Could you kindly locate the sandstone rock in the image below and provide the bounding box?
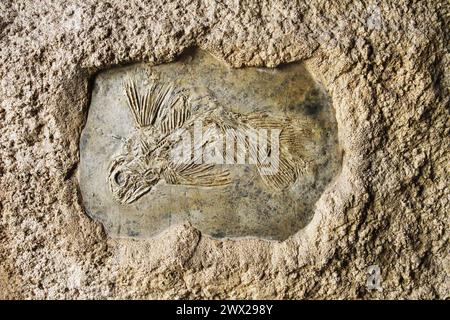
[0,0,448,299]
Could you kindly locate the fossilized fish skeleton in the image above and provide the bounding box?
[108,80,313,204]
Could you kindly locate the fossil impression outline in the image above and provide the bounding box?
[108,80,314,204]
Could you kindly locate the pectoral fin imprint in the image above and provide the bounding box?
[108,80,314,204]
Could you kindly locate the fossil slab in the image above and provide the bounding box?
[79,50,341,240]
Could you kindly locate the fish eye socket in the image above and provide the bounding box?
[114,171,127,186]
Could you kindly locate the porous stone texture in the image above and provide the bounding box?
[0,0,448,299]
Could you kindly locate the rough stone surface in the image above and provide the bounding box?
[0,0,448,299]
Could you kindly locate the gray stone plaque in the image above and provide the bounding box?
[79,50,341,240]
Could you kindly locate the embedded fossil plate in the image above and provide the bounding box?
[79,50,341,240]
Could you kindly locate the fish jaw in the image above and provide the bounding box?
[111,173,160,205]
[108,154,161,204]
[120,180,155,204]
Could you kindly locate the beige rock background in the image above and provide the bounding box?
[0,0,448,299]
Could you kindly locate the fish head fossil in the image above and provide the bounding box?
[108,144,165,204]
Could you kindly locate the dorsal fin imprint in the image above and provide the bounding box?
[124,80,191,131]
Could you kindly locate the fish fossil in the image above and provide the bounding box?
[108,80,314,204]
